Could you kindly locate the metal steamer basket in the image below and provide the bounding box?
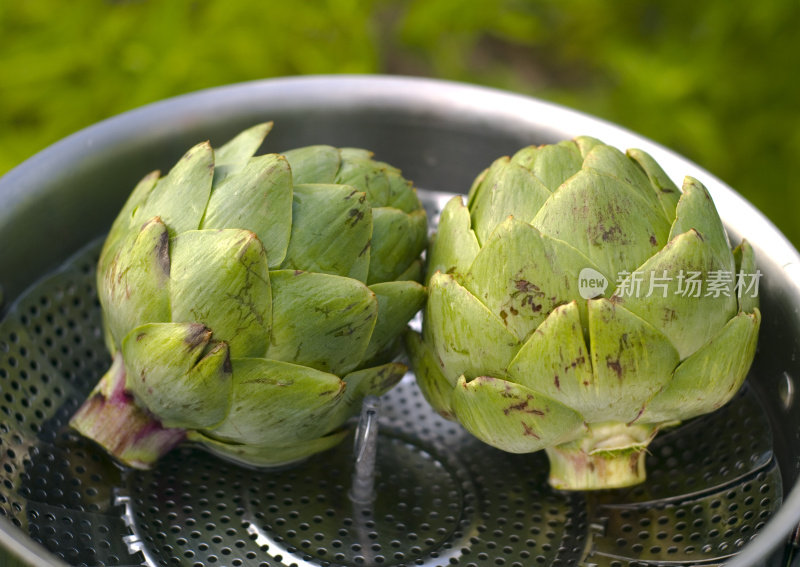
[1,76,799,567]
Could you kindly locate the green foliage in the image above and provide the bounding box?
[1,0,798,245]
[0,0,379,173]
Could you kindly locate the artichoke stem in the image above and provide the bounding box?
[69,353,186,469]
[545,445,648,491]
[544,422,658,490]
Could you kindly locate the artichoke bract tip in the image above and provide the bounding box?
[71,123,427,469]
[409,136,761,491]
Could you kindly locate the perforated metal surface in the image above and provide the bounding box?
[0,244,137,566]
[0,224,784,566]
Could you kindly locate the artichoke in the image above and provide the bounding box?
[407,137,760,490]
[70,123,427,469]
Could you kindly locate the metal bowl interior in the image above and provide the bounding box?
[1,75,799,567]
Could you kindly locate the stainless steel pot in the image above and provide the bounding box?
[1,75,799,567]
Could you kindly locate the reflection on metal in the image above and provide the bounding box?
[350,396,381,506]
[781,371,795,411]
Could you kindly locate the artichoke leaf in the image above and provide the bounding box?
[464,217,605,341]
[642,309,760,424]
[342,362,407,404]
[582,144,665,217]
[335,156,391,208]
[425,272,520,382]
[266,270,378,375]
[99,217,171,347]
[532,169,671,278]
[626,148,681,221]
[202,154,293,268]
[734,239,760,314]
[612,229,738,359]
[507,301,595,416]
[426,195,480,285]
[405,331,455,418]
[121,322,232,430]
[213,122,272,183]
[333,148,421,212]
[396,258,424,283]
[363,281,426,362]
[133,141,214,235]
[469,158,551,246]
[283,145,341,185]
[451,375,585,453]
[101,170,160,264]
[325,362,407,426]
[466,166,490,210]
[465,158,507,240]
[339,148,373,161]
[669,177,734,273]
[189,428,349,468]
[169,229,272,359]
[101,311,116,355]
[588,298,680,424]
[204,357,345,446]
[280,184,372,281]
[368,207,427,284]
[510,140,582,192]
[574,136,604,157]
[385,168,422,213]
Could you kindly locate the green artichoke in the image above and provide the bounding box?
[407,136,760,490]
[70,123,427,469]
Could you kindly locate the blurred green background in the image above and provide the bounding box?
[1,0,798,247]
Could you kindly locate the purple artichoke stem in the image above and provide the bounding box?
[69,353,186,469]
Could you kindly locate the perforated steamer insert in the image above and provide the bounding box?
[0,187,784,567]
[1,77,799,567]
